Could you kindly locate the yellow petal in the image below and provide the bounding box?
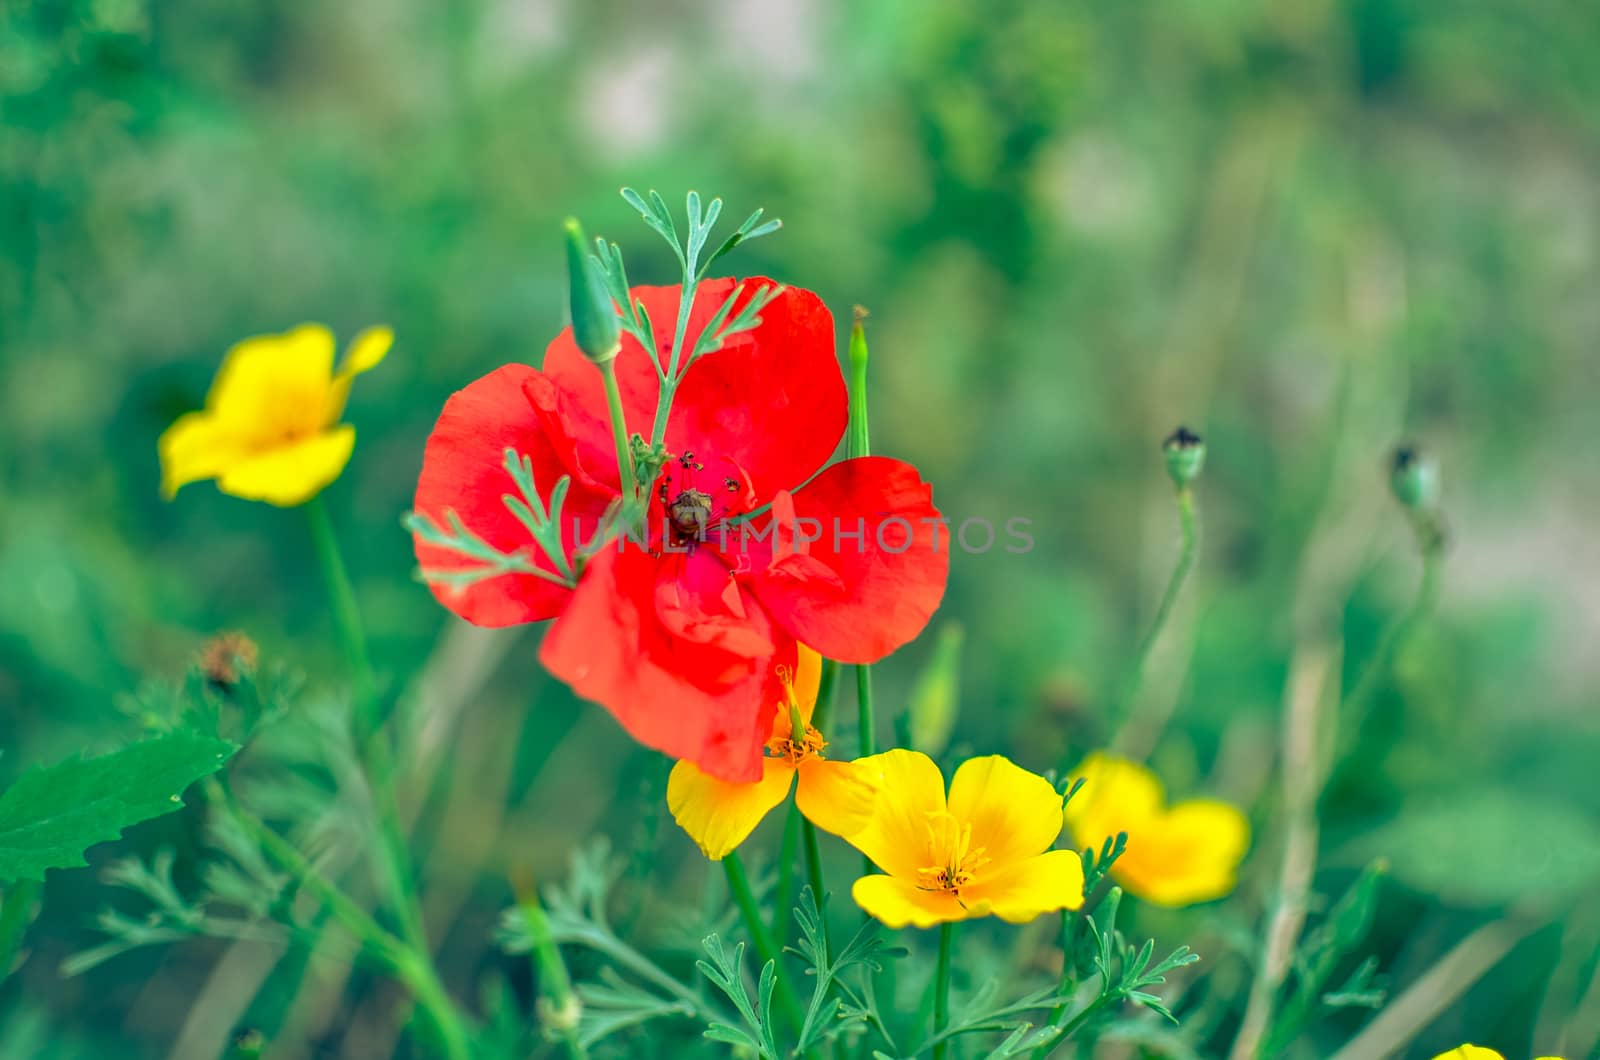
[208,324,337,444]
[963,848,1085,923]
[851,873,966,929]
[842,749,947,879]
[325,325,394,424]
[215,426,356,507]
[667,757,795,861]
[1063,752,1165,850]
[1114,798,1251,908]
[158,411,250,499]
[341,325,393,375]
[1430,1048,1506,1060]
[793,644,821,723]
[795,758,877,839]
[947,755,1064,869]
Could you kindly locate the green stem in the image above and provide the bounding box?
[650,270,702,446]
[847,312,876,882]
[855,665,876,758]
[519,884,588,1060]
[598,358,637,506]
[856,664,878,877]
[303,498,439,1011]
[932,923,954,1060]
[801,820,831,959]
[304,496,377,725]
[1343,545,1442,721]
[813,659,840,733]
[1037,880,1116,1057]
[722,852,805,1035]
[0,879,40,983]
[1110,486,1199,755]
[1035,995,1110,1056]
[771,801,802,939]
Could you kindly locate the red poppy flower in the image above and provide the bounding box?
[412,279,948,781]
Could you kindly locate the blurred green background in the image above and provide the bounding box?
[4,0,1600,1056]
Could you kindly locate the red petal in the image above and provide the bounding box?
[412,364,616,627]
[732,456,949,663]
[543,280,846,503]
[668,281,845,503]
[539,544,790,781]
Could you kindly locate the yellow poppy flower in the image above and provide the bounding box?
[1062,752,1249,908]
[842,750,1084,929]
[159,323,392,506]
[1431,1047,1564,1060]
[667,646,877,860]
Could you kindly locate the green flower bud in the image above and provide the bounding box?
[1163,426,1206,489]
[564,218,621,365]
[536,994,583,1037]
[1389,445,1439,511]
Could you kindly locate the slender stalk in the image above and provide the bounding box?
[855,664,878,879]
[517,879,587,1060]
[304,498,429,955]
[1227,646,1332,1060]
[722,852,805,1034]
[1341,546,1442,723]
[1230,500,1444,1060]
[770,802,802,940]
[650,270,702,446]
[801,820,831,959]
[847,313,878,883]
[1112,486,1199,757]
[1035,880,1116,1059]
[0,879,40,982]
[1034,995,1111,1056]
[597,359,637,505]
[932,923,954,1060]
[304,497,377,725]
[813,659,840,732]
[855,665,876,757]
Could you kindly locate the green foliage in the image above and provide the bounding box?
[789,888,899,1052]
[59,837,289,977]
[497,840,713,1051]
[1263,860,1388,1054]
[0,731,236,883]
[696,934,781,1059]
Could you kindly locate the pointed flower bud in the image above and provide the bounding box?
[1163,426,1206,489]
[1389,444,1439,511]
[847,305,871,459]
[564,218,620,365]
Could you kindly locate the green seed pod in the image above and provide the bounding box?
[1389,445,1439,511]
[1163,426,1206,489]
[564,218,621,365]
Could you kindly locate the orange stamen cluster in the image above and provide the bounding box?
[915,811,992,896]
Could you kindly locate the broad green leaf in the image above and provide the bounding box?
[1354,791,1600,908]
[0,731,237,882]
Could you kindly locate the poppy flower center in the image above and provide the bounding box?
[916,813,992,895]
[766,723,826,765]
[652,449,755,549]
[764,662,826,765]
